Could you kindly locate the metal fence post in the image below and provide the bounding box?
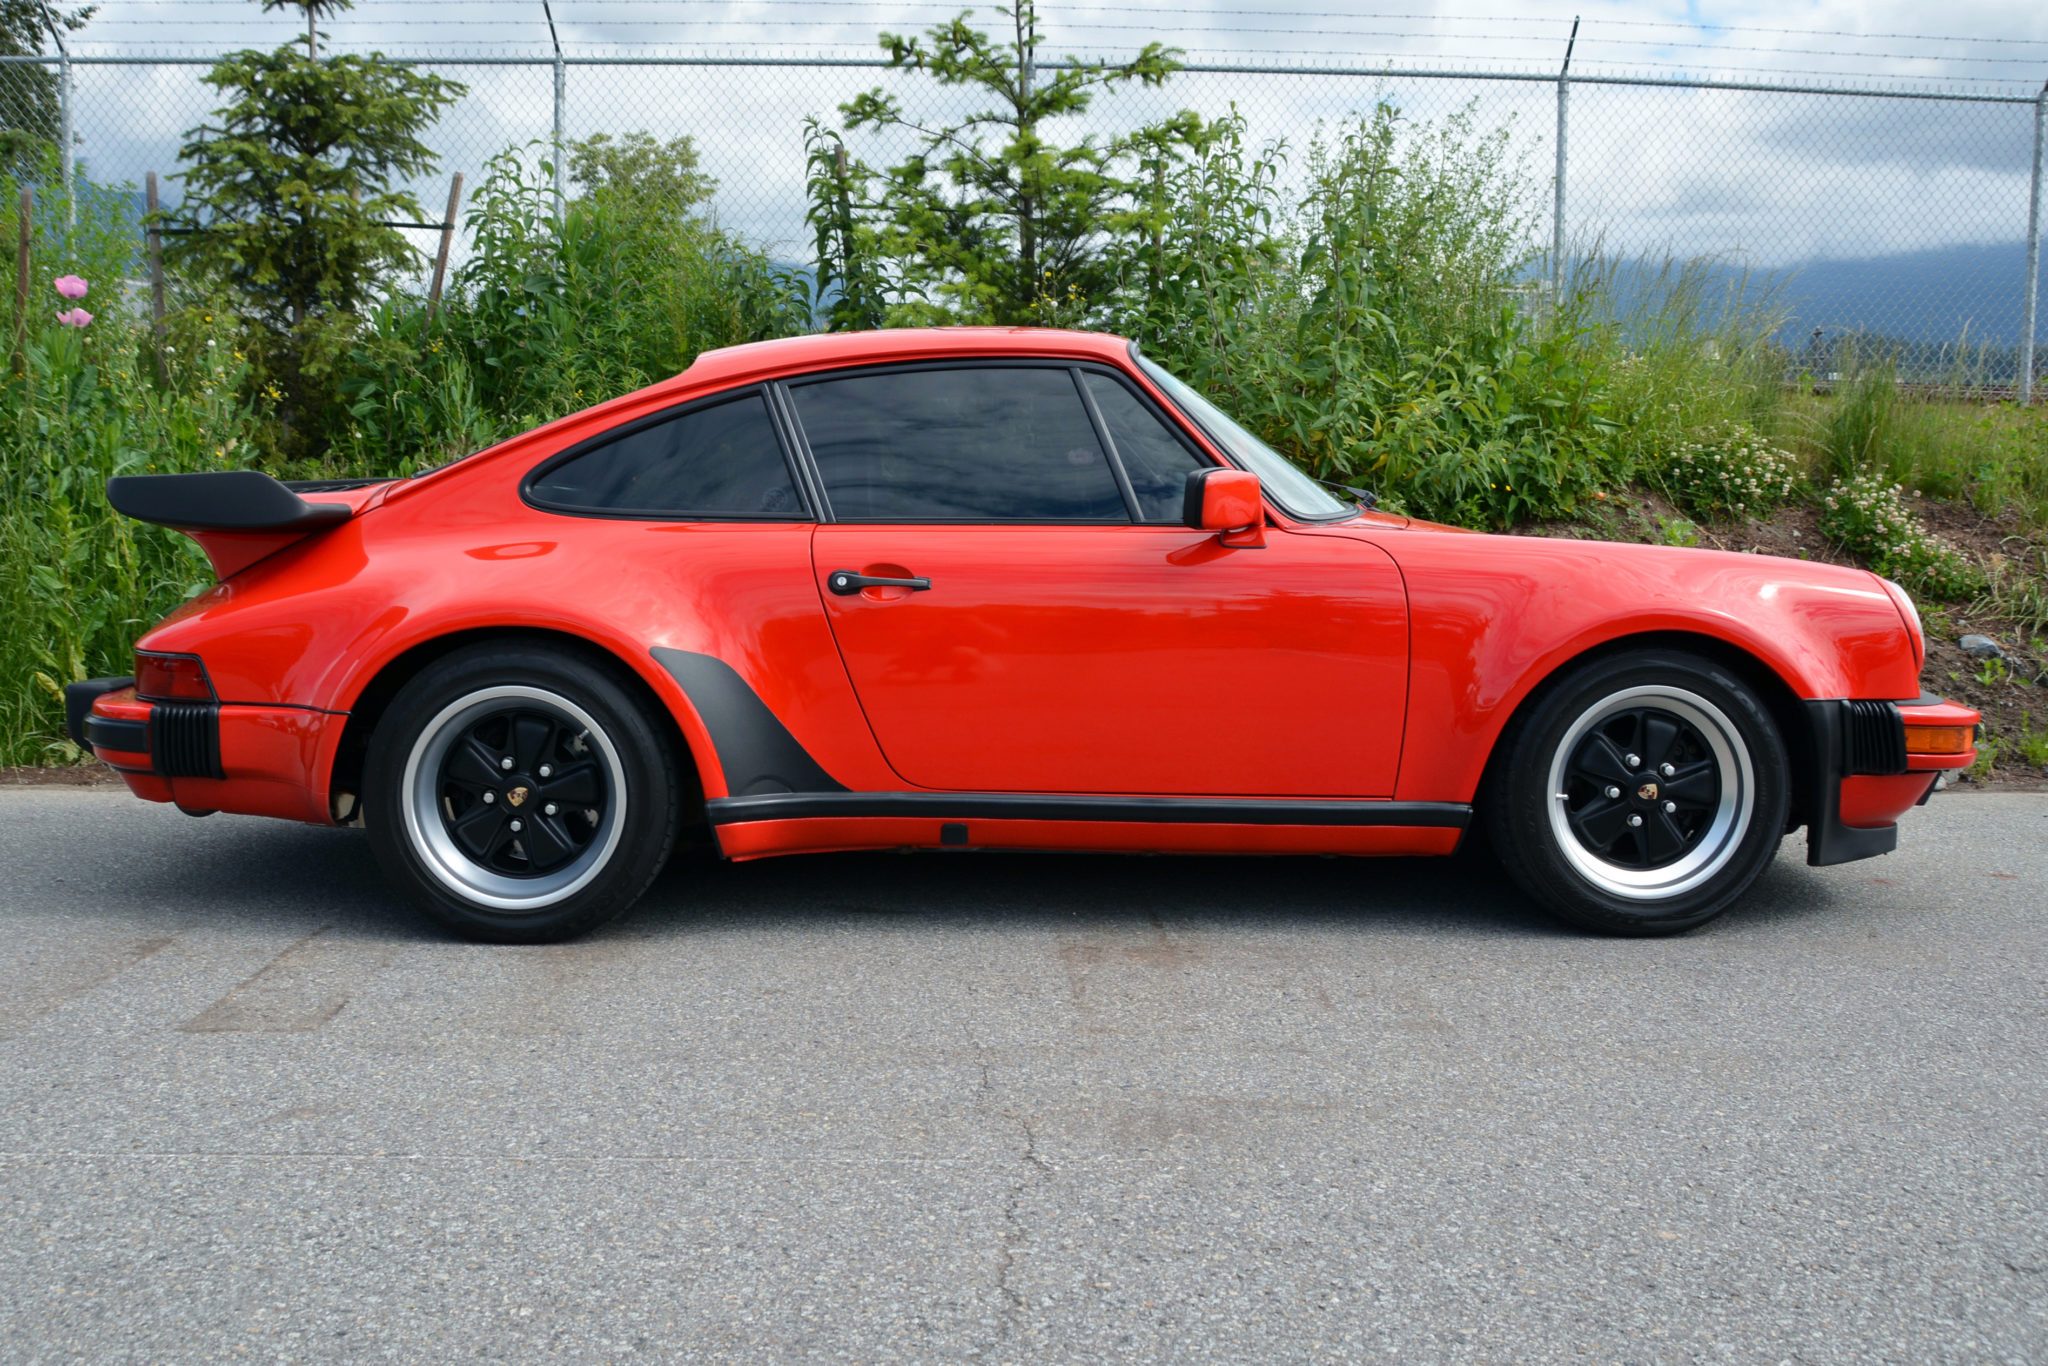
[45,17,74,225]
[544,0,565,221]
[2022,83,2045,405]
[1551,17,1578,306]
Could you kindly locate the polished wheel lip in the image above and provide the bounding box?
[400,685,628,913]
[1545,684,1754,903]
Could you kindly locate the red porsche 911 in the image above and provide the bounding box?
[69,328,1978,941]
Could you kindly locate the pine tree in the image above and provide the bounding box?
[0,1,91,175]
[166,0,462,454]
[813,0,1204,327]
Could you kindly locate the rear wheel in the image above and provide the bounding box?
[1485,649,1790,935]
[364,644,680,942]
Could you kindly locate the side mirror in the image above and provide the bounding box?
[1182,468,1266,548]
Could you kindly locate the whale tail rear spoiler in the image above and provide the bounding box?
[107,471,385,578]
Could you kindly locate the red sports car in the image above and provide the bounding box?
[70,329,1979,941]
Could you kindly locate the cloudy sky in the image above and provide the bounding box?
[30,0,2048,332]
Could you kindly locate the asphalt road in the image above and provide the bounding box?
[0,787,2042,1362]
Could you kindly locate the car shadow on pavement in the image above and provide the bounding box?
[66,814,1851,944]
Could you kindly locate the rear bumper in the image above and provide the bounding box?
[69,676,340,824]
[1803,695,1980,867]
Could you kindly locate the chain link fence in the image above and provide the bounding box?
[4,49,2045,396]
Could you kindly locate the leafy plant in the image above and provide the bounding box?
[2015,716,2048,770]
[1819,471,1986,601]
[0,176,254,761]
[567,131,715,213]
[164,0,463,456]
[811,0,1206,326]
[1104,100,1617,528]
[335,142,809,472]
[1653,421,1801,521]
[0,1,92,175]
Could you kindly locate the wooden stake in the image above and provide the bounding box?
[11,188,29,377]
[146,172,167,379]
[426,171,463,322]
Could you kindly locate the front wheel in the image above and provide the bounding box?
[364,644,681,942]
[1485,649,1791,936]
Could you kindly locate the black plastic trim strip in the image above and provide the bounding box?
[1070,365,1144,523]
[64,676,134,747]
[1803,699,1899,866]
[1841,698,1907,776]
[83,712,147,755]
[107,471,353,533]
[707,792,1472,828]
[651,647,848,798]
[281,477,390,494]
[149,700,223,779]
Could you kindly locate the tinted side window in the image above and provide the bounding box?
[529,391,803,518]
[791,367,1128,522]
[1083,373,1208,523]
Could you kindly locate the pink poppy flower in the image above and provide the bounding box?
[53,275,88,300]
[55,307,93,328]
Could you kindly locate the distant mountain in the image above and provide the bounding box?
[1763,242,2037,349]
[1585,241,2039,350]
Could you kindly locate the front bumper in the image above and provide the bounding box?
[67,675,340,824]
[1804,695,1980,866]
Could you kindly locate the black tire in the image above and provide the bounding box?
[364,643,681,943]
[1484,648,1790,936]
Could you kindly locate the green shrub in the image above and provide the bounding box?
[1653,421,1801,521]
[1104,102,1620,529]
[332,142,813,473]
[0,242,256,761]
[1818,472,1986,601]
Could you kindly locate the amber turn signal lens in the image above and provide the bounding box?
[1903,725,1972,755]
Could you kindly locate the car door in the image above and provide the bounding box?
[789,360,1409,798]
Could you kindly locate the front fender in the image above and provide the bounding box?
[1358,529,1920,804]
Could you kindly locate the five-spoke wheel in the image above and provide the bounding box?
[1488,649,1789,935]
[366,645,681,942]
[404,687,626,909]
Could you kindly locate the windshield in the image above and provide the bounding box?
[1133,352,1354,521]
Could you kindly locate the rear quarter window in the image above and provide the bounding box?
[527,390,805,519]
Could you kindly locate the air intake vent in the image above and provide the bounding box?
[151,701,223,779]
[1842,700,1906,776]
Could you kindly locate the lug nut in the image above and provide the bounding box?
[1604,785,1621,799]
[500,756,514,771]
[1625,753,1641,768]
[1627,814,1644,828]
[1663,800,1677,814]
[539,764,552,778]
[482,791,496,804]
[544,803,558,816]
[1660,763,1675,778]
[509,819,522,832]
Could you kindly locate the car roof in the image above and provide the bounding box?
[388,329,1143,499]
[680,327,1135,392]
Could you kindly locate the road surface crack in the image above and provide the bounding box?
[975,1049,1054,1357]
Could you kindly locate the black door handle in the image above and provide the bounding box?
[827,569,932,596]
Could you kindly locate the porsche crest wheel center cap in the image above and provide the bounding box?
[1636,781,1659,802]
[506,785,531,808]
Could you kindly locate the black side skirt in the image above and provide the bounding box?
[708,792,1471,828]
